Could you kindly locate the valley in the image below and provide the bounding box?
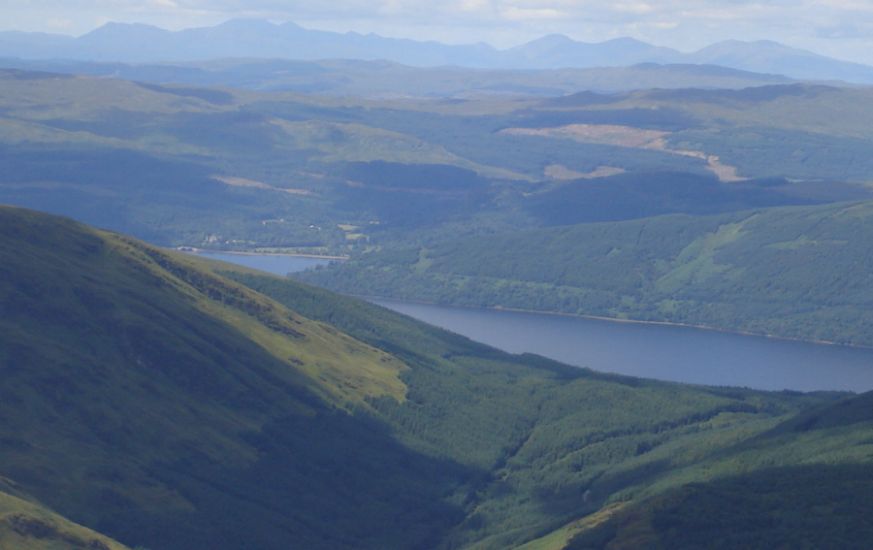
[4,206,872,549]
[2,14,873,549]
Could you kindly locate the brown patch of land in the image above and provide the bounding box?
[667,150,746,182]
[544,164,627,180]
[502,124,747,183]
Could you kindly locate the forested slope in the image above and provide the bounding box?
[238,274,873,549]
[302,200,873,346]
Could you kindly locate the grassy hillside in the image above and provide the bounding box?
[3,205,873,549]
[301,200,873,347]
[0,483,129,550]
[1,70,871,255]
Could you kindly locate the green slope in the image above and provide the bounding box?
[563,390,873,549]
[561,464,873,549]
[0,482,129,550]
[3,205,873,549]
[302,200,873,347]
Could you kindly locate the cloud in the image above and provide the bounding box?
[45,17,75,30]
[457,0,491,12]
[501,6,565,20]
[613,2,657,16]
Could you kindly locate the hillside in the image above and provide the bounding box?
[563,391,873,549]
[238,273,873,549]
[1,70,871,258]
[301,200,873,347]
[4,205,873,548]
[0,483,129,550]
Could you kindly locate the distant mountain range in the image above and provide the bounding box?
[2,19,873,83]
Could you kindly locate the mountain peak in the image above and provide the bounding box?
[603,36,651,46]
[697,39,815,57]
[519,33,577,48]
[85,21,162,33]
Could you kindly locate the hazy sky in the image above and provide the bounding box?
[3,1,873,63]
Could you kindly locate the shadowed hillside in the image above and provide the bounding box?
[0,205,463,549]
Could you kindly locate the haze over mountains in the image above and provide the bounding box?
[0,58,793,97]
[3,19,873,84]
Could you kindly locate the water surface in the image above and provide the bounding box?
[370,298,873,393]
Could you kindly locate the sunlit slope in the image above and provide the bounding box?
[302,200,873,346]
[0,483,129,550]
[0,205,406,406]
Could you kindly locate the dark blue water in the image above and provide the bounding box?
[370,298,873,393]
[186,250,333,276]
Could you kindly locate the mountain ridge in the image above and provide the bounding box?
[2,19,873,83]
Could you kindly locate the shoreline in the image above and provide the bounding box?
[178,247,349,261]
[362,295,873,351]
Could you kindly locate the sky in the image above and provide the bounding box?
[2,0,873,63]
